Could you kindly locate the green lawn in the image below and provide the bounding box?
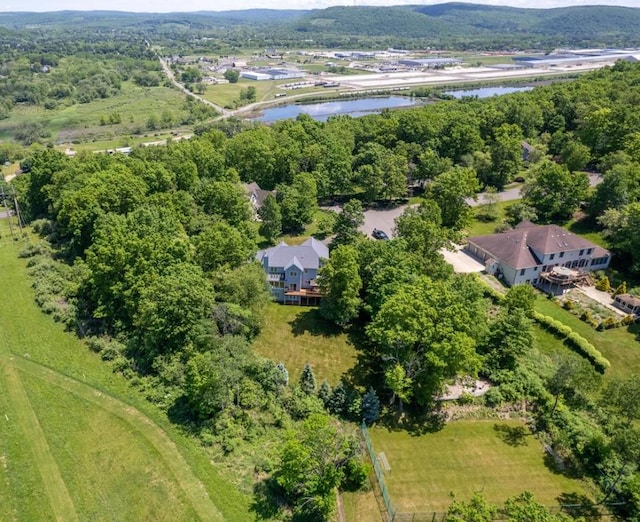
[534,296,640,379]
[465,200,516,237]
[252,303,357,386]
[370,420,591,513]
[0,233,251,520]
[342,488,383,522]
[566,216,608,248]
[202,78,291,107]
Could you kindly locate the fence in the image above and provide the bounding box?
[361,421,396,521]
[360,420,620,522]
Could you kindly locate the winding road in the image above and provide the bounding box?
[360,173,602,238]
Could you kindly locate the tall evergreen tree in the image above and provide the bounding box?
[318,379,332,407]
[361,387,381,424]
[300,363,317,395]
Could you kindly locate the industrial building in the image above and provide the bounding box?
[399,58,462,68]
[513,49,640,68]
[240,68,305,81]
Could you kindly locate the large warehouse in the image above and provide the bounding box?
[399,58,462,68]
[240,68,305,81]
[513,49,640,68]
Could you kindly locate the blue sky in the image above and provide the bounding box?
[2,0,638,12]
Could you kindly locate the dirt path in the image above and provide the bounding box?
[157,55,231,118]
[12,354,224,522]
[1,355,78,522]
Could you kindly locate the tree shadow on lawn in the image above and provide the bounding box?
[289,308,343,338]
[629,321,640,342]
[251,477,287,521]
[376,405,447,436]
[493,423,529,447]
[567,215,600,238]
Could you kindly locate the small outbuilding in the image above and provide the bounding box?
[613,294,640,316]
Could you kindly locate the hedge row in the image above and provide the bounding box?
[481,283,506,304]
[533,312,610,372]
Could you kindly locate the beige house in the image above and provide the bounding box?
[613,294,640,317]
[466,221,611,287]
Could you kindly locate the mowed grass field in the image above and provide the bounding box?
[0,230,251,521]
[252,303,357,385]
[370,420,591,513]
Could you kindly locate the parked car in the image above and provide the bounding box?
[372,228,390,240]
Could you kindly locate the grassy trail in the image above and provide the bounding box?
[1,356,78,521]
[0,231,250,520]
[12,354,224,522]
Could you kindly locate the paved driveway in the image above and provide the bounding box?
[441,245,485,273]
[361,205,407,238]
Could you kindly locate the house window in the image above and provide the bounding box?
[520,269,525,276]
[559,252,564,258]
[533,266,538,271]
[579,249,584,256]
[290,271,297,277]
[587,248,593,255]
[550,254,555,260]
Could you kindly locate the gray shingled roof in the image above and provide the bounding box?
[617,294,640,308]
[244,182,274,208]
[515,221,600,254]
[256,237,328,270]
[470,229,540,269]
[468,222,609,270]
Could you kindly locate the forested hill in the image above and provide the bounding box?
[295,3,640,46]
[0,3,639,48]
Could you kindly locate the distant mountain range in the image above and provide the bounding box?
[295,3,640,41]
[1,3,639,47]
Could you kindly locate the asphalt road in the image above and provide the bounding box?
[360,173,602,239]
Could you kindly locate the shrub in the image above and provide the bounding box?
[533,312,610,372]
[612,281,627,297]
[18,242,51,258]
[602,317,617,330]
[481,283,505,304]
[563,300,575,310]
[457,392,475,405]
[595,276,611,292]
[580,310,592,322]
[484,387,505,407]
[565,332,610,373]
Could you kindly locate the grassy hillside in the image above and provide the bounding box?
[0,232,251,520]
[252,303,357,386]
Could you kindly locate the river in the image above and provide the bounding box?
[252,86,534,123]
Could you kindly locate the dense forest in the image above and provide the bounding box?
[8,59,640,519]
[0,3,639,52]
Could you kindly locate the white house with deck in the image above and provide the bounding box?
[466,221,611,288]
